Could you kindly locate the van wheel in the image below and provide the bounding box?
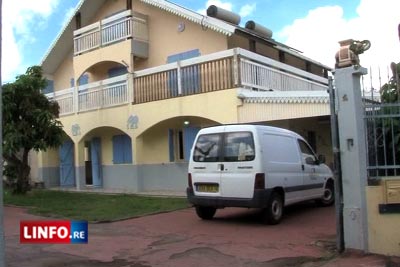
[195,206,216,220]
[317,182,334,207]
[263,192,283,225]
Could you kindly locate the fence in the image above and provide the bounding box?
[362,69,400,178]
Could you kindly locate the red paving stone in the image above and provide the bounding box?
[3,204,399,267]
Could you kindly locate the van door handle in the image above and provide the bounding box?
[218,164,224,171]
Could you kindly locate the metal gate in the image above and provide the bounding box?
[364,102,400,178]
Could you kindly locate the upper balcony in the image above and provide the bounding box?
[48,48,329,116]
[73,10,148,57]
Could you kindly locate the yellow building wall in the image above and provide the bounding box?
[132,0,228,70]
[53,50,74,90]
[57,88,238,165]
[367,184,400,256]
[40,148,60,167]
[73,40,132,79]
[91,0,126,25]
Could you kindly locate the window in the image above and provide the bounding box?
[43,80,54,94]
[108,67,127,78]
[112,135,132,164]
[223,132,255,162]
[193,134,221,162]
[193,132,255,162]
[307,131,317,152]
[298,140,316,164]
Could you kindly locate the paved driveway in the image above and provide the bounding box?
[4,203,395,267]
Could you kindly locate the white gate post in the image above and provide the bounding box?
[334,66,369,251]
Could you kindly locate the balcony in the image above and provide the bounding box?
[133,48,328,104]
[46,75,130,115]
[73,10,148,56]
[49,48,329,116]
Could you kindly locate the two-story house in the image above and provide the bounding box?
[35,0,332,193]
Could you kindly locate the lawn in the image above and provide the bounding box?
[3,189,189,222]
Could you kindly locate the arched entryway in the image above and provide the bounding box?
[79,126,133,187]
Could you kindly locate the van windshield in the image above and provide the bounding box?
[193,132,255,162]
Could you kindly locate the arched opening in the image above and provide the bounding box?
[79,126,132,187]
[76,61,128,86]
[137,116,220,164]
[74,61,130,112]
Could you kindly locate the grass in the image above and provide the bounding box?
[3,189,189,222]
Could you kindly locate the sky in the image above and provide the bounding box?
[2,0,400,87]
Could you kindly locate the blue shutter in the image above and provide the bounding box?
[167,49,201,96]
[123,135,133,163]
[113,135,133,164]
[168,129,175,162]
[59,140,75,186]
[108,67,127,78]
[183,127,200,161]
[78,74,89,86]
[112,135,124,164]
[91,137,102,186]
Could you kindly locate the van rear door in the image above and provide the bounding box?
[191,132,223,197]
[220,131,257,199]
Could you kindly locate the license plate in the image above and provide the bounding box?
[197,184,219,193]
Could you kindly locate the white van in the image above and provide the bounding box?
[187,124,334,224]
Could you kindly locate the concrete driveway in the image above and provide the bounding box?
[4,203,397,267]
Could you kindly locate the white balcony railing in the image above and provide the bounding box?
[50,48,329,115]
[133,48,329,103]
[73,10,148,55]
[47,75,130,116]
[78,75,129,112]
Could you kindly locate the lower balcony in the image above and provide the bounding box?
[48,48,329,116]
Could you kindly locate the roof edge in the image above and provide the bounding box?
[40,0,84,67]
[140,0,236,36]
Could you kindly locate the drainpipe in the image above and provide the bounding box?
[328,76,344,252]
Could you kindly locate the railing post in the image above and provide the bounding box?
[128,73,134,103]
[233,48,240,86]
[74,86,79,114]
[177,61,182,95]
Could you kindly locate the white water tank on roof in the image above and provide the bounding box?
[206,5,241,25]
[245,20,273,39]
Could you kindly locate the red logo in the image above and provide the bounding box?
[20,221,71,244]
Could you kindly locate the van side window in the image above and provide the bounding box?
[224,132,255,162]
[298,140,317,164]
[193,134,221,162]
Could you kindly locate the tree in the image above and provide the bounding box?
[380,62,400,103]
[2,66,64,194]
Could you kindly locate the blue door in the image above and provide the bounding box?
[184,127,200,161]
[91,137,103,187]
[59,140,75,186]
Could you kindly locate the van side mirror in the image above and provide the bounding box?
[305,157,316,165]
[318,155,326,164]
